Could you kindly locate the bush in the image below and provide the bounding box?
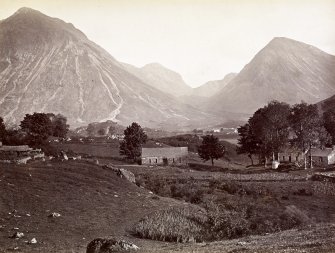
[132,206,207,242]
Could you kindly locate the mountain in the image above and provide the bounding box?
[0,8,219,130]
[317,94,335,113]
[122,62,192,97]
[192,73,237,97]
[206,37,335,115]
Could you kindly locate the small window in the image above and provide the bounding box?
[282,156,285,161]
[155,159,158,163]
[149,159,151,164]
[319,157,323,163]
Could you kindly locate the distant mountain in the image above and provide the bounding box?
[192,73,237,97]
[206,37,335,114]
[0,7,219,130]
[122,62,192,97]
[317,94,335,113]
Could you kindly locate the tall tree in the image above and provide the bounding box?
[20,113,53,146]
[248,101,291,166]
[47,113,69,138]
[198,134,225,166]
[237,123,260,165]
[0,117,6,142]
[289,103,330,169]
[323,108,335,145]
[119,122,147,161]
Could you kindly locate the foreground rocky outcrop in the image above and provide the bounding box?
[86,238,139,253]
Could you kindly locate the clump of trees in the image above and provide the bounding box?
[119,122,147,162]
[198,135,225,166]
[0,113,69,147]
[237,101,332,168]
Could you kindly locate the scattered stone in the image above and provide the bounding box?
[29,238,37,244]
[86,238,139,253]
[10,232,24,239]
[61,151,68,161]
[114,195,119,198]
[14,227,19,230]
[48,212,61,218]
[26,213,31,217]
[148,191,153,194]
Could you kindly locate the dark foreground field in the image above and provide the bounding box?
[1,160,335,253]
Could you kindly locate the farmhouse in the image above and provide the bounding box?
[0,141,44,164]
[141,147,188,165]
[310,147,335,166]
[278,148,304,163]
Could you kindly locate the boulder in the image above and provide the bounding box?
[103,165,136,184]
[86,238,139,253]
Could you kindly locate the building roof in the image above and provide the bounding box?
[311,148,335,157]
[0,145,32,152]
[142,147,188,158]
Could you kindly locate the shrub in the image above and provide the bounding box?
[131,206,207,242]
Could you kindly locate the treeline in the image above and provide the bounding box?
[237,101,335,168]
[0,113,69,147]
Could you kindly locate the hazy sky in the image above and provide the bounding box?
[1,0,335,87]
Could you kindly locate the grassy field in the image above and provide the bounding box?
[1,139,335,253]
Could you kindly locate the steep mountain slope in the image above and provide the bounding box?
[192,73,237,97]
[206,37,335,114]
[0,8,217,130]
[317,94,335,113]
[122,62,192,97]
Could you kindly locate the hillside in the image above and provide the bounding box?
[0,8,219,130]
[192,73,237,98]
[317,94,335,113]
[122,62,192,97]
[206,37,335,115]
[0,160,180,252]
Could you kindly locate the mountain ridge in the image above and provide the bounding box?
[205,37,335,114]
[0,7,220,130]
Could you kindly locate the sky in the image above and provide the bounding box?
[1,0,335,87]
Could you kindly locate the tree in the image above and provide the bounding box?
[237,123,260,165]
[197,134,225,166]
[48,113,69,138]
[289,103,330,169]
[20,113,53,146]
[323,108,335,145]
[119,122,147,161]
[0,117,6,142]
[108,125,116,136]
[246,101,291,167]
[98,128,106,136]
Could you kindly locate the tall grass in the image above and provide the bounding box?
[132,206,207,243]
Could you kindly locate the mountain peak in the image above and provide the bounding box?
[15,7,39,14]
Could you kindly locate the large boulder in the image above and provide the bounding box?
[86,238,139,253]
[103,165,136,184]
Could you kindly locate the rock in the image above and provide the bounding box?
[86,238,139,253]
[29,238,37,244]
[103,165,136,184]
[48,212,61,218]
[10,232,24,239]
[119,169,136,184]
[61,151,68,161]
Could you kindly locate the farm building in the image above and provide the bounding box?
[0,141,44,164]
[278,149,304,163]
[310,147,335,166]
[141,147,188,165]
